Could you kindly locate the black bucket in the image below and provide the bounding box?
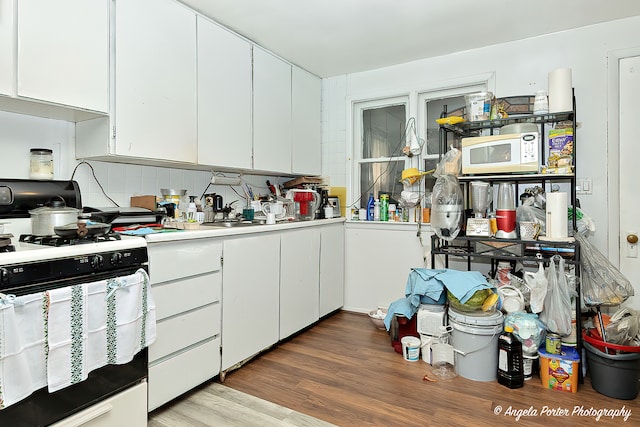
[584,341,640,400]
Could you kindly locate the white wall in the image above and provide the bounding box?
[0,110,289,209]
[321,16,640,254]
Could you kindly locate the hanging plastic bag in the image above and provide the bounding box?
[575,232,635,306]
[431,174,463,242]
[569,207,596,237]
[524,258,548,314]
[433,146,461,178]
[539,256,572,336]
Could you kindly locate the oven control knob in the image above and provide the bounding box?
[0,267,8,284]
[110,252,123,265]
[90,254,104,269]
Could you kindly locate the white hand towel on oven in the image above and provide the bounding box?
[46,285,89,393]
[105,269,156,365]
[0,293,47,409]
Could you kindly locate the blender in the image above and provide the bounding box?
[466,181,492,236]
[496,182,517,239]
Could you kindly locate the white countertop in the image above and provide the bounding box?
[143,217,346,243]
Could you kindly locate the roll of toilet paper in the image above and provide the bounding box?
[545,192,568,239]
[548,68,573,113]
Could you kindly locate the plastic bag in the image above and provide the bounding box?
[569,207,596,236]
[604,307,640,346]
[504,312,547,355]
[524,260,548,314]
[516,196,546,234]
[575,232,635,306]
[539,256,572,336]
[431,174,463,241]
[433,146,461,178]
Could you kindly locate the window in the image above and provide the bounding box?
[418,84,488,203]
[353,98,408,209]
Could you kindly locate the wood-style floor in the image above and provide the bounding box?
[218,311,639,427]
[149,311,639,426]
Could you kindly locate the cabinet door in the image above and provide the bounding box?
[320,224,344,316]
[197,16,252,169]
[0,0,14,96]
[253,47,292,173]
[280,228,320,339]
[16,0,109,112]
[221,234,280,371]
[114,0,197,163]
[292,67,322,175]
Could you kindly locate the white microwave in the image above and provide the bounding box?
[461,132,539,175]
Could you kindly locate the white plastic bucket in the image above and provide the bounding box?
[401,336,421,362]
[449,308,503,381]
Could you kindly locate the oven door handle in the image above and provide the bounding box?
[55,402,113,426]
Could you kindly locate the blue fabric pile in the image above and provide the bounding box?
[383,268,493,330]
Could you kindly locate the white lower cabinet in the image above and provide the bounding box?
[51,381,147,427]
[320,224,345,316]
[221,233,280,371]
[279,228,320,339]
[147,238,222,411]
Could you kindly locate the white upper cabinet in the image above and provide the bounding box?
[197,16,252,170]
[292,67,321,175]
[113,0,197,163]
[16,0,109,112]
[0,0,14,96]
[253,47,292,173]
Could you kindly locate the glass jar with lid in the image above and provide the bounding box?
[30,148,54,180]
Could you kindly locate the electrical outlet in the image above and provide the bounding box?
[576,177,592,195]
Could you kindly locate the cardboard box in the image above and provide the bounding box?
[130,195,157,211]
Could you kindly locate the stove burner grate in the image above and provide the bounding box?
[19,233,122,246]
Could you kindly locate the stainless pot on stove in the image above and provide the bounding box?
[29,197,82,236]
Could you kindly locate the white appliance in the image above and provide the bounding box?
[461,132,539,175]
[417,304,446,336]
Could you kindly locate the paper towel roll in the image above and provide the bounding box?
[545,192,568,239]
[548,68,573,113]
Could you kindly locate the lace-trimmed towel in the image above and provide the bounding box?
[46,268,156,393]
[0,293,47,409]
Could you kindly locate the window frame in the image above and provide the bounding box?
[351,95,411,209]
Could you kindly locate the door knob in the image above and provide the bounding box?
[628,234,638,244]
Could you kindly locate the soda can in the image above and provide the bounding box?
[380,194,389,222]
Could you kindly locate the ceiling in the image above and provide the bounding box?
[179,0,640,78]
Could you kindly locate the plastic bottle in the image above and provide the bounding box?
[373,199,380,221]
[366,194,375,221]
[497,325,524,389]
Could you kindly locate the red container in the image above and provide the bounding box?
[582,330,640,354]
[390,315,419,354]
[496,209,516,233]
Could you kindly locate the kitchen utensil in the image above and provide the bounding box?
[266,212,276,225]
[467,181,492,236]
[286,189,320,221]
[54,221,111,238]
[160,188,187,202]
[29,197,82,236]
[496,182,517,239]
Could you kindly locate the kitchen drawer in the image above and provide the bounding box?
[51,382,147,427]
[148,239,222,283]
[149,302,220,362]
[148,337,220,411]
[152,271,221,320]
